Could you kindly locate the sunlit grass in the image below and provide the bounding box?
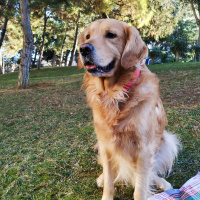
[0,63,199,199]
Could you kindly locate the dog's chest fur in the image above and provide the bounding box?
[83,70,167,160]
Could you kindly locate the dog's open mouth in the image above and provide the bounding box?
[86,60,115,74]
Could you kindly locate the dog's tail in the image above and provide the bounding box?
[154,130,181,177]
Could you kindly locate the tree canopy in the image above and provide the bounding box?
[0,0,199,77]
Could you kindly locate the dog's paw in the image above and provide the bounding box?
[163,182,173,190]
[159,179,173,191]
[97,173,104,187]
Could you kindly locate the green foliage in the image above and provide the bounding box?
[179,0,200,8]
[139,0,178,40]
[179,0,200,46]
[150,46,162,57]
[0,0,17,18]
[3,17,23,57]
[111,0,153,27]
[191,45,200,53]
[179,20,198,41]
[161,51,175,63]
[191,45,200,61]
[168,20,191,61]
[149,46,162,63]
[0,0,198,65]
[98,0,178,40]
[149,17,197,63]
[171,39,189,54]
[0,0,20,51]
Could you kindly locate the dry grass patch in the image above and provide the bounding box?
[0,63,199,199]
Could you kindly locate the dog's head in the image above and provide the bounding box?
[78,18,148,77]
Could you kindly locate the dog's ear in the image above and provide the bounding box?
[78,30,85,69]
[78,29,88,69]
[121,26,148,69]
[78,56,84,68]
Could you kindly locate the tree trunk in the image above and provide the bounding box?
[59,30,68,66]
[52,50,56,67]
[2,56,5,74]
[37,7,48,70]
[151,56,155,64]
[65,50,70,66]
[0,50,2,74]
[194,50,196,62]
[18,0,34,89]
[198,25,200,45]
[198,24,200,61]
[175,50,179,62]
[0,17,8,49]
[0,2,12,49]
[69,11,80,66]
[32,47,38,68]
[101,12,109,18]
[190,2,200,60]
[59,49,64,67]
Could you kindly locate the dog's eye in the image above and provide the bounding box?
[86,34,90,40]
[105,32,116,39]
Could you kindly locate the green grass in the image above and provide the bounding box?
[0,63,200,199]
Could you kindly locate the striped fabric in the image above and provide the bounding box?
[149,172,200,200]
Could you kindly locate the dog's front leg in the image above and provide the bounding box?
[99,143,114,200]
[133,153,153,200]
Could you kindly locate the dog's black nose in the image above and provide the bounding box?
[80,43,94,57]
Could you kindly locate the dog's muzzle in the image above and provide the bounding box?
[87,60,115,74]
[80,43,115,75]
[80,43,94,58]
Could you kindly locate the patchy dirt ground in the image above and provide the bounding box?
[156,66,200,108]
[0,64,199,199]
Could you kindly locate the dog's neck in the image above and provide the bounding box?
[102,67,140,91]
[123,69,140,91]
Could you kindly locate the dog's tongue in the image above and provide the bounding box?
[85,65,96,69]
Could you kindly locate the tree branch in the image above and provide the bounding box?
[0,17,8,48]
[190,1,200,26]
[101,12,109,18]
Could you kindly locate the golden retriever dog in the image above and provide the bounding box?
[78,18,180,200]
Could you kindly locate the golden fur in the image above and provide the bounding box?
[78,19,180,200]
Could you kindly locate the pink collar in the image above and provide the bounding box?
[123,69,140,91]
